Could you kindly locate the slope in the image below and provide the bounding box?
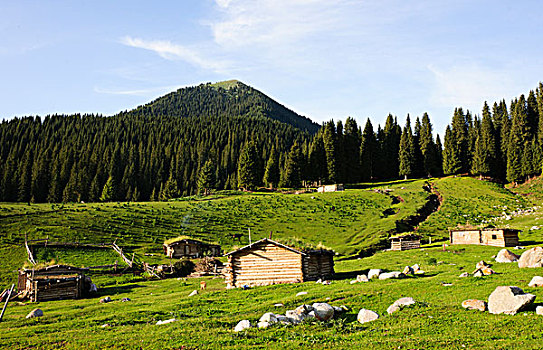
[118,80,320,134]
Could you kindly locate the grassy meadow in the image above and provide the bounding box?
[1,176,543,349]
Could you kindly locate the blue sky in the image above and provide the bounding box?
[1,0,542,135]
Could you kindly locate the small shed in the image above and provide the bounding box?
[17,265,90,302]
[224,238,334,288]
[163,236,221,258]
[390,234,421,251]
[317,184,344,193]
[449,228,520,247]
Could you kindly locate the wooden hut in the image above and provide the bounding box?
[163,236,221,258]
[389,234,421,251]
[17,265,90,302]
[449,228,520,247]
[224,238,335,288]
[317,184,344,193]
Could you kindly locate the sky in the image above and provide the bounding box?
[1,0,542,135]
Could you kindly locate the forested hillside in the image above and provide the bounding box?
[0,80,542,203]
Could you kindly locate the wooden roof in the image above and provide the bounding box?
[164,238,220,248]
[389,234,421,241]
[449,228,521,233]
[225,238,334,257]
[21,264,88,273]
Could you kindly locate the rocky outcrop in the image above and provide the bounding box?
[518,247,543,268]
[387,297,417,314]
[357,309,379,324]
[495,249,519,263]
[487,286,536,315]
[461,299,487,312]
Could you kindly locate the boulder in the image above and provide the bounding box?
[257,321,270,328]
[368,269,382,279]
[350,280,357,284]
[476,261,491,269]
[26,308,43,318]
[294,304,313,315]
[459,272,469,278]
[488,286,536,315]
[473,266,495,277]
[495,249,520,263]
[414,270,426,275]
[379,271,405,280]
[412,264,421,272]
[537,306,543,316]
[357,309,379,324]
[461,299,487,312]
[312,303,334,321]
[356,275,369,282]
[188,290,198,297]
[296,291,308,297]
[275,315,289,323]
[259,312,278,324]
[100,296,112,303]
[285,310,304,324]
[234,320,251,332]
[528,276,543,287]
[518,247,543,268]
[387,297,417,314]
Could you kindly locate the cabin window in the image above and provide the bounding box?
[491,234,497,240]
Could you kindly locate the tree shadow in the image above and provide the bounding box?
[95,283,144,296]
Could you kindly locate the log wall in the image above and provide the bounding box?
[450,229,519,247]
[225,243,303,288]
[303,254,334,281]
[391,240,421,251]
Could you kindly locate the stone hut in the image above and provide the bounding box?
[449,228,520,247]
[224,238,334,288]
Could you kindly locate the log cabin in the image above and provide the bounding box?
[17,265,91,302]
[224,238,335,288]
[390,234,421,251]
[163,236,221,258]
[449,228,520,247]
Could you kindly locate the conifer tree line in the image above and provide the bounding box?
[1,82,542,203]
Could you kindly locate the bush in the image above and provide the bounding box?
[173,259,195,277]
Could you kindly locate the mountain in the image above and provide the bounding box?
[118,80,320,134]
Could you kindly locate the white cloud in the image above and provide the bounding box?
[120,36,227,72]
[94,85,182,96]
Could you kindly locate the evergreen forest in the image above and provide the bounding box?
[1,80,542,203]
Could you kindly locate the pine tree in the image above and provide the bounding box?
[198,159,216,195]
[360,119,377,181]
[281,142,303,188]
[343,117,361,183]
[507,97,529,184]
[237,141,260,191]
[471,102,497,177]
[263,146,280,188]
[160,172,180,200]
[398,116,416,179]
[419,113,439,177]
[382,115,401,179]
[322,121,337,184]
[435,134,443,176]
[443,125,461,175]
[100,176,117,202]
[450,108,469,173]
[308,133,327,185]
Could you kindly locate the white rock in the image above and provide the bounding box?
[311,303,334,321]
[188,290,198,297]
[368,269,382,279]
[379,271,405,280]
[350,280,357,284]
[459,272,469,278]
[26,308,43,318]
[234,320,251,332]
[156,318,177,325]
[402,266,414,275]
[537,306,543,316]
[528,276,543,287]
[285,310,304,324]
[411,264,421,272]
[414,270,425,275]
[495,249,520,263]
[259,312,277,324]
[488,286,536,315]
[357,309,379,324]
[387,297,417,314]
[356,275,369,282]
[296,291,308,297]
[257,321,270,328]
[273,303,284,307]
[295,304,313,315]
[275,315,289,323]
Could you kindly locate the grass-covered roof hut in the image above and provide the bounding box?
[163,236,221,258]
[17,264,91,302]
[224,238,334,288]
[389,234,421,251]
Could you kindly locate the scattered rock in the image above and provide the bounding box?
[387,297,417,314]
[274,303,284,307]
[259,312,277,324]
[411,264,421,272]
[234,320,251,332]
[368,269,382,279]
[188,290,198,297]
[414,270,425,275]
[402,266,414,275]
[312,303,334,321]
[379,271,405,280]
[296,291,308,297]
[473,266,495,277]
[350,280,357,284]
[495,249,520,263]
[26,308,43,318]
[121,297,131,302]
[100,323,110,328]
[356,274,369,282]
[357,309,379,324]
[488,286,536,315]
[257,321,270,328]
[462,299,487,312]
[518,247,543,268]
[476,261,491,269]
[156,318,177,325]
[441,282,453,287]
[537,306,543,316]
[285,310,304,324]
[528,276,543,287]
[100,297,112,303]
[459,272,469,278]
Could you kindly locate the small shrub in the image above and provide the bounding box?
[173,259,195,277]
